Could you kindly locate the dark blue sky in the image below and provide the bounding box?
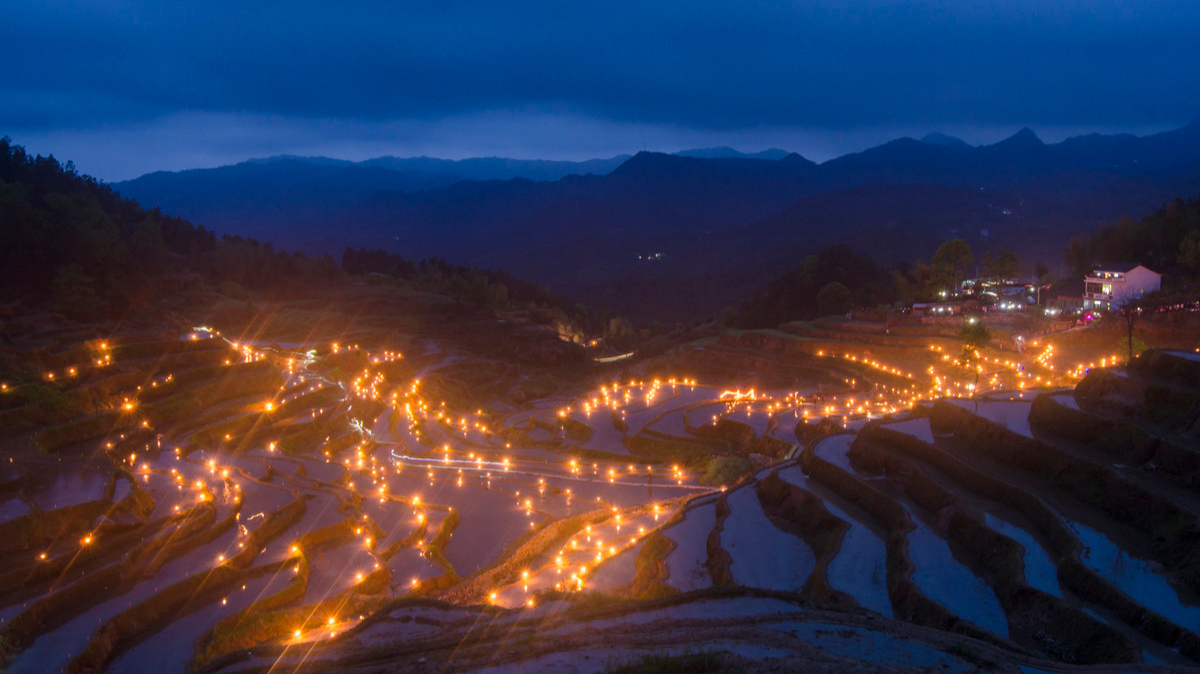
[5,0,1199,180]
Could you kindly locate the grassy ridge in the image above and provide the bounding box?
[629,531,678,600]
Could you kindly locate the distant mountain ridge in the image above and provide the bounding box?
[209,147,795,181]
[920,132,972,149]
[110,121,1200,321]
[821,122,1200,194]
[117,145,804,194]
[239,153,635,183]
[675,147,791,160]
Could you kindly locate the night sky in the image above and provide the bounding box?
[5,0,1199,180]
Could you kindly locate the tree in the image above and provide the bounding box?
[891,261,933,303]
[1063,235,1093,279]
[983,249,1020,280]
[931,239,973,292]
[1117,303,1141,362]
[1180,230,1200,273]
[51,264,103,322]
[130,217,168,274]
[1113,293,1158,362]
[816,282,853,317]
[957,320,992,400]
[727,244,892,327]
[604,316,635,350]
[1064,196,1200,280]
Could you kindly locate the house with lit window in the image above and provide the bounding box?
[1083,264,1161,311]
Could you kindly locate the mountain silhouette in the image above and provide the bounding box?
[920,132,972,149]
[111,122,1200,321]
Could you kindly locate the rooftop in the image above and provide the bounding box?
[1091,263,1158,275]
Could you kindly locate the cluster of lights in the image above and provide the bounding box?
[351,369,387,401]
[38,342,115,383]
[32,304,1159,655]
[99,322,1128,631]
[487,505,671,606]
[567,378,697,418]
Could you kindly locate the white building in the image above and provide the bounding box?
[1083,264,1161,311]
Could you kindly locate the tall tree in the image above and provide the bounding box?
[983,249,1020,280]
[931,239,973,292]
[1113,293,1159,362]
[957,320,992,400]
[816,282,853,317]
[1180,230,1200,273]
[1063,235,1093,279]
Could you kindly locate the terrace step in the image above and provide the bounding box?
[1131,350,1200,390]
[798,434,1015,653]
[1076,367,1200,440]
[859,417,1200,662]
[849,429,1140,662]
[1028,395,1200,513]
[931,398,1200,601]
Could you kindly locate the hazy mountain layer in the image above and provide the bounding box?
[111,122,1200,321]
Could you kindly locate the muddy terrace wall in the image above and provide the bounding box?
[650,332,859,391]
[715,331,926,392]
[0,493,221,664]
[629,531,677,599]
[920,406,1200,659]
[63,496,308,673]
[796,440,1006,650]
[784,319,965,346]
[932,401,1200,593]
[1029,395,1200,486]
[0,479,116,553]
[1080,353,1200,429]
[755,471,852,607]
[1076,369,1200,436]
[850,426,1134,663]
[689,417,792,459]
[1132,349,1200,389]
[704,491,735,588]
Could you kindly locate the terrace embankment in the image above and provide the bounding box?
[659,331,869,392]
[6,317,1200,672]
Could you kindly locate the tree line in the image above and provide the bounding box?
[0,137,636,347]
[724,239,1026,328]
[0,137,341,321]
[1063,196,1200,281]
[727,190,1200,330]
[340,247,634,348]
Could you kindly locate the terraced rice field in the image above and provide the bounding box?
[4,326,1200,672]
[0,327,892,671]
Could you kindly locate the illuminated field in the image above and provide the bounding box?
[2,322,1198,673]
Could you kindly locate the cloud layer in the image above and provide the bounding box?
[5,0,1199,179]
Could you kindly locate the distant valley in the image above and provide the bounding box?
[112,123,1200,322]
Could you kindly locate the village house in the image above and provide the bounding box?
[1083,264,1161,311]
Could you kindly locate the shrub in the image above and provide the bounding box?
[701,455,753,487]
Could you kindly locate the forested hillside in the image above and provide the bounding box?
[0,138,618,338]
[726,193,1200,330]
[1064,196,1200,280]
[0,137,342,321]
